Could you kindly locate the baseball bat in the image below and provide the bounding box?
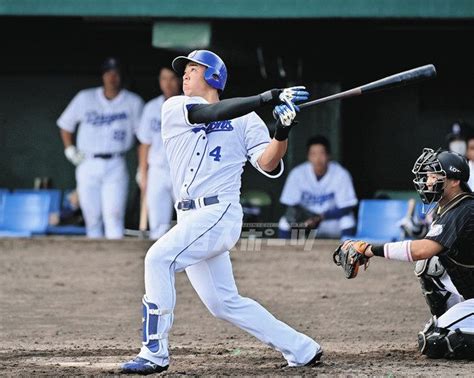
[139,192,148,234]
[406,198,416,219]
[299,64,436,109]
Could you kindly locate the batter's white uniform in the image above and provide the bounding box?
[279,161,357,238]
[137,95,320,367]
[57,87,144,238]
[137,95,174,239]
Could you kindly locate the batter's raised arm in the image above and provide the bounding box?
[256,99,308,171]
[187,87,307,173]
[187,86,309,124]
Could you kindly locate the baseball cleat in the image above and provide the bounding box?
[304,349,323,366]
[121,356,169,375]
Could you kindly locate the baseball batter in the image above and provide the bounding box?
[58,57,144,239]
[336,148,474,359]
[137,67,181,239]
[279,135,358,239]
[122,50,322,374]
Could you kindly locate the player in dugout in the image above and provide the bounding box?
[57,57,144,239]
[278,135,358,239]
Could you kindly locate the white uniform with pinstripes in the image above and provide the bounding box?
[137,95,320,367]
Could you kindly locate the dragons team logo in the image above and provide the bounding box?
[192,120,234,134]
[86,111,128,126]
[205,120,234,133]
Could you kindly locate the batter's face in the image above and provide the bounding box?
[102,69,121,91]
[467,139,474,162]
[308,144,329,175]
[159,68,181,99]
[182,62,210,97]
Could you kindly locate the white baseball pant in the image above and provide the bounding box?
[138,201,320,367]
[76,157,128,239]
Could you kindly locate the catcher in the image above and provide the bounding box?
[334,148,474,360]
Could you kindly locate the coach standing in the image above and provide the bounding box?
[57,57,144,239]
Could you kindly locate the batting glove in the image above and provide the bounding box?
[273,104,299,141]
[273,104,297,126]
[259,86,309,109]
[278,86,309,112]
[64,145,85,166]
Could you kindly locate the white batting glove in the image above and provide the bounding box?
[278,86,309,112]
[64,145,85,166]
[273,104,297,127]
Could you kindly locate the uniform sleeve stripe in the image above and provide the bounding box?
[247,141,269,152]
[405,241,412,262]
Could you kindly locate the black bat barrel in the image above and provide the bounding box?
[360,64,437,94]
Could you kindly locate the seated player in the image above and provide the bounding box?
[278,135,358,239]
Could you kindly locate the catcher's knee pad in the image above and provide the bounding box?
[414,257,450,317]
[142,295,173,353]
[418,317,474,360]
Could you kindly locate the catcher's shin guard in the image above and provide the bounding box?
[418,317,474,360]
[415,257,450,317]
[142,295,173,354]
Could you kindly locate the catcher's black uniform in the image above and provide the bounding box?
[415,193,474,359]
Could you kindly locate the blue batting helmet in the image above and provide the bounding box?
[172,50,227,91]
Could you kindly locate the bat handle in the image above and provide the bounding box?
[406,198,416,218]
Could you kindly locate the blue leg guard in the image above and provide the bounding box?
[122,295,173,373]
[142,295,173,353]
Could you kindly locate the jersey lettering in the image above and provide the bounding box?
[205,120,234,133]
[150,118,161,132]
[301,191,335,206]
[86,111,128,126]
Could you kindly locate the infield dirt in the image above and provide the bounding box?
[0,237,472,376]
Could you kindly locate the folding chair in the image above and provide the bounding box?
[351,199,409,244]
[0,192,51,237]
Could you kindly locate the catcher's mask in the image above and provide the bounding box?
[412,148,471,205]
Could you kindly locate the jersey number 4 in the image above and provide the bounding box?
[209,146,222,162]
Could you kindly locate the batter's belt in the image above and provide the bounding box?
[176,194,238,211]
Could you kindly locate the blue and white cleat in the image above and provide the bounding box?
[121,356,169,375]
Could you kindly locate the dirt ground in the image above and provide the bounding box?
[0,237,472,376]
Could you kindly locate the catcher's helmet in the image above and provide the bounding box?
[172,50,227,91]
[412,148,471,204]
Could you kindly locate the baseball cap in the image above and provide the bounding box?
[101,57,122,74]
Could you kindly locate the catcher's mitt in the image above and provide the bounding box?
[332,241,371,279]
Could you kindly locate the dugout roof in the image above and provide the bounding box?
[1,0,474,19]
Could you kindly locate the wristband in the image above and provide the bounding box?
[379,241,413,262]
[273,120,296,141]
[371,244,385,257]
[260,89,281,105]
